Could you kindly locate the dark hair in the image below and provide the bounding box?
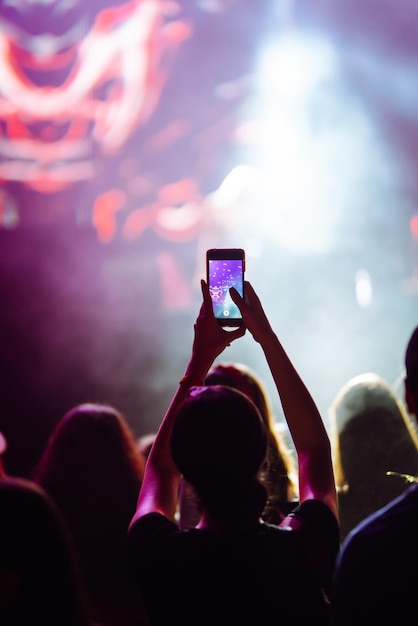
[170,385,268,523]
[0,478,89,626]
[34,403,144,492]
[406,326,418,395]
[205,363,298,518]
[33,403,145,623]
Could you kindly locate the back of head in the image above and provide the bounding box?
[0,477,88,626]
[205,363,297,511]
[329,372,418,539]
[406,326,418,408]
[34,403,144,513]
[33,403,145,617]
[205,363,271,428]
[170,385,268,524]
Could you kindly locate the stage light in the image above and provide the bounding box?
[355,269,372,309]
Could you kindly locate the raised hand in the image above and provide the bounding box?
[190,280,246,370]
[230,281,274,344]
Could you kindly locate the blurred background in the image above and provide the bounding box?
[0,0,417,476]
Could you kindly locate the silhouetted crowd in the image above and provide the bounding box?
[1,280,417,626]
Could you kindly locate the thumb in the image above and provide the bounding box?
[224,325,246,342]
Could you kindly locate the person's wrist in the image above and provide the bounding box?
[179,373,204,386]
[180,358,210,386]
[188,350,217,375]
[254,327,277,346]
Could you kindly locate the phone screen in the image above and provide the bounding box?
[207,249,244,326]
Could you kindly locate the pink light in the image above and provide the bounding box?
[410,215,418,239]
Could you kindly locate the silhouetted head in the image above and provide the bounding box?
[170,385,268,524]
[205,363,271,428]
[0,478,89,626]
[329,372,418,540]
[405,326,418,416]
[34,403,145,495]
[204,363,297,508]
[33,403,145,619]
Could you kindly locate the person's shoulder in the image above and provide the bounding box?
[279,500,340,561]
[128,511,179,540]
[281,499,339,535]
[356,483,418,533]
[127,512,184,573]
[340,483,418,557]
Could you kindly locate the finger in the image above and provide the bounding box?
[229,286,244,305]
[242,281,256,300]
[230,286,249,317]
[242,281,262,308]
[201,279,213,309]
[223,325,246,342]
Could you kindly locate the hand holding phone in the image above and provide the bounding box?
[206,248,245,326]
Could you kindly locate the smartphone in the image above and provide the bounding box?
[206,248,245,326]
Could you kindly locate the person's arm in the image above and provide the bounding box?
[231,282,338,522]
[130,280,245,526]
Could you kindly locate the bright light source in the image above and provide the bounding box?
[211,164,260,207]
[255,32,338,101]
[355,269,373,308]
[233,28,399,256]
